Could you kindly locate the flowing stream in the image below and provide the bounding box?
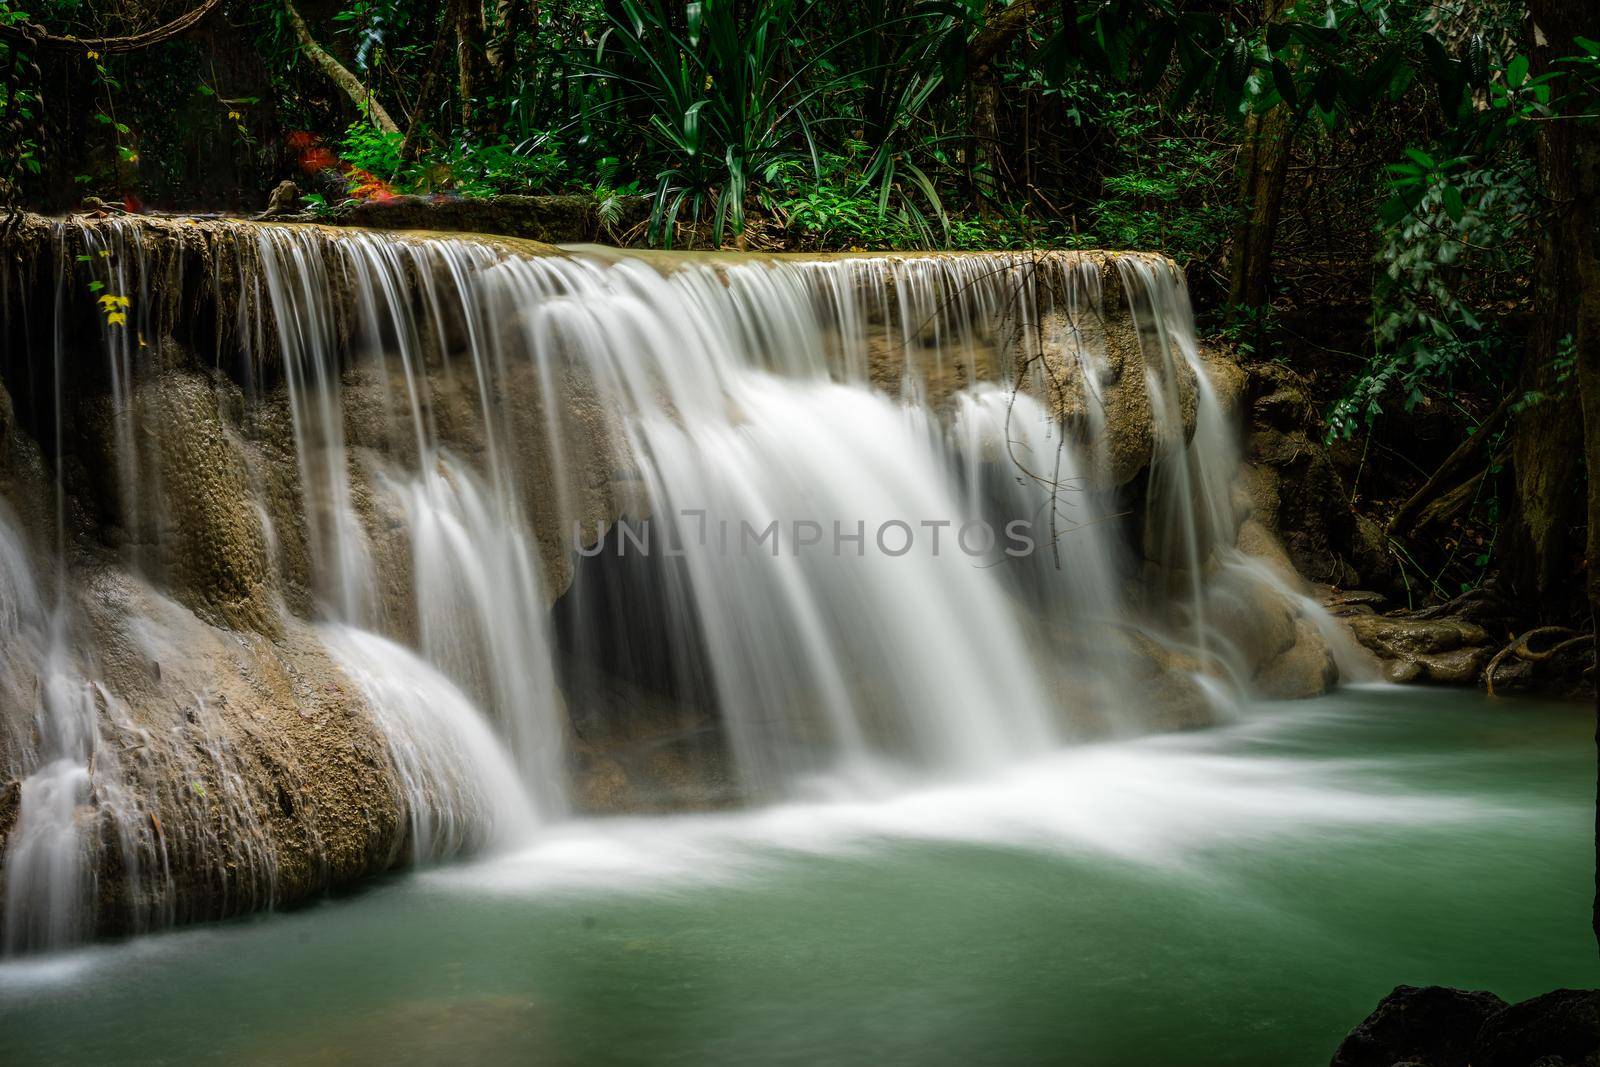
[0,688,1592,1066]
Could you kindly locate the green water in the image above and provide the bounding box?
[1,686,1594,1066]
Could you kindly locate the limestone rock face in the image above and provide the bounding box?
[330,193,648,244]
[1408,645,1492,686]
[1030,303,1200,488]
[1201,347,1249,423]
[1208,517,1344,699]
[1345,614,1488,657]
[25,568,409,937]
[1243,360,1398,591]
[1254,617,1338,699]
[1205,565,1300,671]
[143,367,281,636]
[1121,631,1216,732]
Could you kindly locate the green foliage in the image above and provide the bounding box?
[578,0,966,246]
[1048,74,1235,265]
[1329,163,1531,439]
[1515,334,1579,415]
[1031,0,1423,129]
[766,165,1053,250]
[335,122,575,197]
[338,121,403,179]
[1331,23,1600,441]
[582,0,830,245]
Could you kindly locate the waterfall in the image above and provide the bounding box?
[0,218,1355,952]
[0,501,152,954]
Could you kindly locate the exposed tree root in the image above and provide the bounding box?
[1484,625,1594,696]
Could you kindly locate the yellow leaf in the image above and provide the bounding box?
[106,312,127,326]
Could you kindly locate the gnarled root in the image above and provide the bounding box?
[1485,626,1594,696]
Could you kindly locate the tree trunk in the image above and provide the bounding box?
[485,0,530,82]
[1226,104,1290,309]
[966,0,1048,210]
[283,0,399,134]
[1504,5,1588,616]
[1225,0,1291,311]
[457,0,487,130]
[1527,0,1600,957]
[1504,341,1583,610]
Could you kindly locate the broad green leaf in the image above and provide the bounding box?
[1441,184,1464,223]
[1506,54,1528,89]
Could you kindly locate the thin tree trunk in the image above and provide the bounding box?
[486,0,530,81]
[283,0,399,133]
[0,0,222,52]
[1225,0,1291,311]
[401,0,468,163]
[964,0,1050,212]
[457,0,487,130]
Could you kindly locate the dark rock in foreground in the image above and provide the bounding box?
[1475,989,1600,1067]
[1332,985,1600,1067]
[1331,985,1506,1067]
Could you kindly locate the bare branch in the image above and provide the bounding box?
[0,0,224,54]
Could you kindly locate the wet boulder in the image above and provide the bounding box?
[1474,989,1600,1067]
[1343,614,1493,685]
[1330,985,1508,1067]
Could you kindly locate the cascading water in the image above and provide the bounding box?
[0,217,1356,953]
